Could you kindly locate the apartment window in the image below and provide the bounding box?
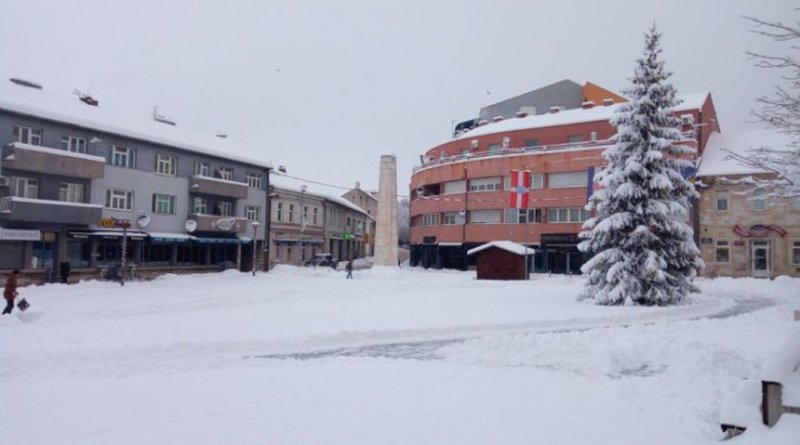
[347,217,351,228]
[547,207,589,223]
[245,205,260,221]
[469,177,503,192]
[460,149,469,157]
[10,177,38,198]
[277,202,283,221]
[155,153,177,176]
[111,145,136,168]
[715,191,729,211]
[61,136,87,153]
[216,202,232,217]
[218,167,234,180]
[504,208,543,224]
[313,207,319,225]
[289,204,294,222]
[422,213,440,226]
[488,143,502,154]
[246,173,262,189]
[303,206,309,224]
[13,125,43,145]
[193,197,208,214]
[793,241,800,266]
[443,180,466,194]
[442,212,462,225]
[152,194,176,214]
[469,209,501,224]
[752,191,767,211]
[58,183,84,203]
[548,171,589,189]
[567,134,584,144]
[106,189,134,210]
[194,161,210,177]
[524,139,540,149]
[715,240,730,263]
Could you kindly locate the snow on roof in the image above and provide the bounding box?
[270,174,370,216]
[457,92,709,140]
[467,240,536,256]
[0,82,273,169]
[696,130,793,177]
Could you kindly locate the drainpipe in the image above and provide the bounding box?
[264,167,272,272]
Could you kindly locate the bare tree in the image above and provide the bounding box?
[725,13,800,199]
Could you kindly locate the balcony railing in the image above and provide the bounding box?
[3,142,105,178]
[189,213,250,234]
[0,196,102,225]
[190,175,249,199]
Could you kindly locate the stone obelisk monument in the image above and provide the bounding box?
[374,155,398,266]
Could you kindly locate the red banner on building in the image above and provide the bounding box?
[509,169,531,209]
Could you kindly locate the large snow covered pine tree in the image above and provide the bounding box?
[578,25,704,306]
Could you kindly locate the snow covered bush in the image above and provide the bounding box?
[578,25,704,306]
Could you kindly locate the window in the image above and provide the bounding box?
[422,213,440,226]
[303,206,309,225]
[10,177,38,198]
[155,153,177,176]
[504,208,543,224]
[246,173,262,189]
[547,207,589,223]
[469,177,503,192]
[194,161,209,177]
[567,134,584,144]
[460,148,469,157]
[106,189,134,210]
[313,207,319,225]
[111,145,136,168]
[443,180,466,194]
[61,136,87,153]
[193,197,208,214]
[442,212,463,225]
[152,194,176,214]
[469,209,501,224]
[245,205,260,221]
[277,202,283,221]
[218,167,234,180]
[216,202,232,217]
[58,183,84,203]
[715,191,729,211]
[488,143,502,154]
[548,171,589,188]
[13,126,43,145]
[715,240,730,263]
[752,191,767,211]
[289,204,294,222]
[524,139,540,149]
[793,241,800,266]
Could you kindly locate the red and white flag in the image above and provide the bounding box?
[509,169,531,209]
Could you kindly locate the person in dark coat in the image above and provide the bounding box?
[59,261,71,284]
[345,259,354,279]
[3,269,20,315]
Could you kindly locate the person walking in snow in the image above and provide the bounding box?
[3,269,20,315]
[345,259,354,279]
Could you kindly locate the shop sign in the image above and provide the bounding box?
[734,240,745,247]
[541,233,579,244]
[0,228,41,241]
[100,218,131,229]
[700,237,713,244]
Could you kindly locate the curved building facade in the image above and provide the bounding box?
[409,81,719,273]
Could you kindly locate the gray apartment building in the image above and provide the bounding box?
[0,78,272,281]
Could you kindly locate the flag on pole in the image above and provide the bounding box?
[509,169,531,209]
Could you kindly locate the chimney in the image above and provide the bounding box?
[278,165,287,173]
[515,111,528,118]
[355,181,361,189]
[602,98,614,106]
[492,116,504,123]
[549,106,562,114]
[581,101,595,109]
[477,119,488,127]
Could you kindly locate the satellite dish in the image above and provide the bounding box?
[136,214,151,228]
[185,219,197,233]
[416,186,424,198]
[215,217,236,232]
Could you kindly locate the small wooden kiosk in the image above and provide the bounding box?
[467,240,536,280]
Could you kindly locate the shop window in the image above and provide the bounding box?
[715,240,730,263]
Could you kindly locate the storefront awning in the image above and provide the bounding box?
[70,229,149,240]
[300,239,324,245]
[193,237,241,244]
[148,232,195,243]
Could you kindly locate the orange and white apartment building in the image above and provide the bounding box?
[408,79,720,273]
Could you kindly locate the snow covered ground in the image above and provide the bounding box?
[1,266,798,444]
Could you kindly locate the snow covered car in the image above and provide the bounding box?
[303,253,336,267]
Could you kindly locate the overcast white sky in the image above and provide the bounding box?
[0,0,793,193]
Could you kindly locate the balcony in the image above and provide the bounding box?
[0,196,102,225]
[188,214,250,234]
[190,175,248,199]
[3,142,105,179]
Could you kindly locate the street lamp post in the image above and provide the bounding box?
[251,220,261,276]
